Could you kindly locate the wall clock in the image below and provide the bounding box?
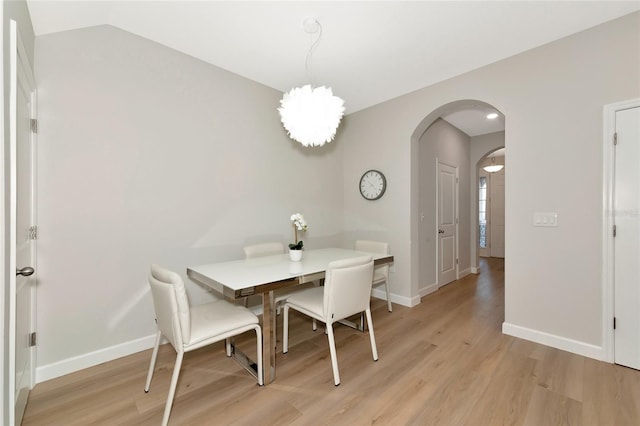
[359,170,387,200]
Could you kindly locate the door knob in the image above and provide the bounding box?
[438,229,444,234]
[16,266,34,277]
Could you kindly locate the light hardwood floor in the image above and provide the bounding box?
[23,258,640,425]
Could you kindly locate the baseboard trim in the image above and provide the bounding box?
[371,287,415,307]
[458,268,472,279]
[36,334,157,384]
[502,322,606,361]
[419,283,438,299]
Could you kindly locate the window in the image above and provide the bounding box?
[479,176,487,248]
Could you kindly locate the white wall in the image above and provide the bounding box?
[417,118,471,295]
[339,104,416,306]
[34,25,345,380]
[340,12,640,358]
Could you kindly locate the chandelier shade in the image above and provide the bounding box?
[278,85,345,147]
[278,18,345,147]
[483,155,504,173]
[483,164,504,173]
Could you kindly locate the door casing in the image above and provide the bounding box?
[602,98,640,364]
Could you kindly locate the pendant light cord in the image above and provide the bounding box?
[305,21,322,87]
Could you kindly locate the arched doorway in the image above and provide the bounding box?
[409,100,505,299]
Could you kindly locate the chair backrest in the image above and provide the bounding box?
[243,242,285,259]
[148,264,191,348]
[355,239,390,276]
[323,256,374,320]
[355,240,389,255]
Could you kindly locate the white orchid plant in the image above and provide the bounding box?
[289,213,308,250]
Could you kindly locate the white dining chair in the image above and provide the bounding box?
[241,242,285,307]
[243,242,284,259]
[355,240,392,312]
[282,255,378,386]
[144,264,263,426]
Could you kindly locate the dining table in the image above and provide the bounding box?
[187,247,394,384]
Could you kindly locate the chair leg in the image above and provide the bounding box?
[311,281,321,331]
[282,305,290,353]
[359,312,365,331]
[254,326,264,386]
[144,330,162,392]
[225,338,232,357]
[384,280,392,312]
[161,351,184,426]
[365,308,379,361]
[326,323,340,386]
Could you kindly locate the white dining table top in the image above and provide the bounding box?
[187,247,393,292]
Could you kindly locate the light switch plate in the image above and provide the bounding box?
[533,212,558,227]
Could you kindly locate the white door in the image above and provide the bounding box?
[437,162,457,286]
[9,21,38,425]
[614,106,640,370]
[490,168,505,258]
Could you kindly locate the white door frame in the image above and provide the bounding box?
[602,98,640,363]
[0,15,6,426]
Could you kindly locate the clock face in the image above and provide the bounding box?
[359,170,387,200]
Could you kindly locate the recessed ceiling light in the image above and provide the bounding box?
[486,113,499,120]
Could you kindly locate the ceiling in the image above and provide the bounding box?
[26,1,640,135]
[441,105,505,137]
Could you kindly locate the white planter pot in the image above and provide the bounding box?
[289,249,302,262]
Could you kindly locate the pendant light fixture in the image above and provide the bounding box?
[483,155,504,173]
[278,18,345,147]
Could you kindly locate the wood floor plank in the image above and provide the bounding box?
[523,385,582,426]
[583,358,640,426]
[464,350,538,425]
[22,258,640,425]
[532,345,584,403]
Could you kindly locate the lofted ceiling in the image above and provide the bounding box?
[26,1,640,135]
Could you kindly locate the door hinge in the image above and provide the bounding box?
[613,317,617,330]
[29,332,37,347]
[456,258,459,265]
[613,132,617,145]
[29,225,38,240]
[30,118,38,134]
[613,225,617,237]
